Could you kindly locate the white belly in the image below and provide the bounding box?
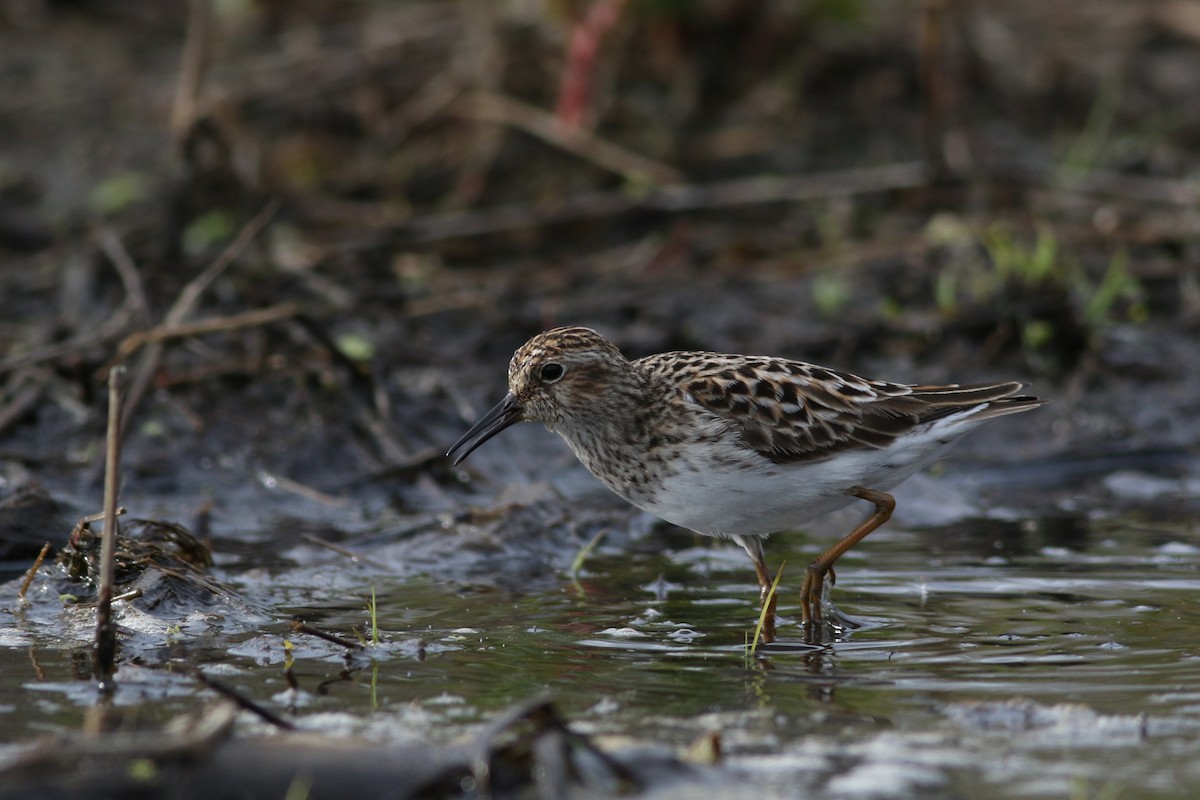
[632,421,973,537]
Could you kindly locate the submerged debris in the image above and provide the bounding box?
[57,518,219,604]
[0,698,699,800]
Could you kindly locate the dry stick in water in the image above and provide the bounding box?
[289,619,364,651]
[192,670,295,731]
[93,364,127,691]
[17,543,51,599]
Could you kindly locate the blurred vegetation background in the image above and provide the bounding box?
[2,0,1198,453]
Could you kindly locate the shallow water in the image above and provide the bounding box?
[4,504,1198,798]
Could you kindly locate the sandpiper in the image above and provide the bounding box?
[447,326,1044,640]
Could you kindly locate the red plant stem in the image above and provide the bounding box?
[556,0,630,131]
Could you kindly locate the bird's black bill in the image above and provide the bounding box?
[446,393,523,466]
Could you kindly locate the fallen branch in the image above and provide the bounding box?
[454,90,683,186]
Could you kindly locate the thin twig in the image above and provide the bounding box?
[290,619,364,651]
[193,670,296,730]
[299,534,387,569]
[114,303,300,361]
[261,471,345,507]
[455,90,682,186]
[93,365,126,691]
[18,543,51,600]
[96,228,151,321]
[70,507,127,542]
[168,199,284,327]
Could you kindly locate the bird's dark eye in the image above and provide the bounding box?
[539,363,565,383]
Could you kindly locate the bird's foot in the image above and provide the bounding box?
[758,615,777,645]
[799,561,828,625]
[756,584,779,644]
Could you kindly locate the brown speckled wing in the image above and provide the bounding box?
[639,353,1033,464]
